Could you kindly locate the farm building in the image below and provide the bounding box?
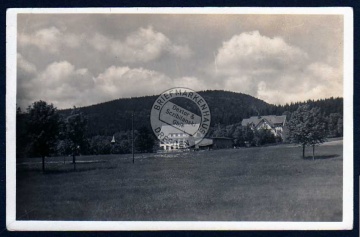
[158,124,234,151]
[195,137,234,150]
[241,115,287,139]
[195,137,213,150]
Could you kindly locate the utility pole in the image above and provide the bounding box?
[132,111,135,164]
[111,135,115,154]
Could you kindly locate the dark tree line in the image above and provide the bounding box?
[20,101,89,171]
[57,90,343,138]
[17,101,156,165]
[208,104,342,152]
[57,90,272,136]
[17,93,343,164]
[85,128,155,155]
[209,123,278,147]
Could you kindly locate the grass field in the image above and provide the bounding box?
[16,140,343,221]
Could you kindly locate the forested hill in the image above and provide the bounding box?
[59,90,343,136]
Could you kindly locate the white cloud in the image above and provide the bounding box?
[172,76,206,91]
[37,61,93,90]
[215,31,308,76]
[16,20,343,108]
[18,26,83,53]
[88,26,192,63]
[212,31,342,104]
[17,53,38,108]
[168,44,192,59]
[18,56,342,109]
[94,65,173,100]
[17,61,206,109]
[17,53,37,74]
[18,61,95,109]
[223,76,257,96]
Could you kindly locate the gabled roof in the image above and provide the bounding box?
[241,115,286,127]
[254,118,275,129]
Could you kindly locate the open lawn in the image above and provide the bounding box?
[16,140,343,221]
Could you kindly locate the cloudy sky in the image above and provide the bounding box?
[17,13,343,109]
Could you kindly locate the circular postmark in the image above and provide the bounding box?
[150,87,211,150]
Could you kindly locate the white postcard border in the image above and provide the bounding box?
[6,7,354,231]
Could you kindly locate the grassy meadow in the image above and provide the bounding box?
[16,139,343,221]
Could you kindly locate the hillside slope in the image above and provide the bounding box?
[59,90,273,136]
[59,90,343,136]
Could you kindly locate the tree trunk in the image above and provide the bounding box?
[312,145,315,160]
[302,144,305,158]
[42,156,45,173]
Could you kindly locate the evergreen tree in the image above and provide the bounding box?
[225,124,236,138]
[337,116,343,137]
[327,113,343,137]
[282,111,292,122]
[213,124,227,137]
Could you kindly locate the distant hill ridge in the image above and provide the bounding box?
[59,90,343,136]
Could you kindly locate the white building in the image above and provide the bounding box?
[159,124,202,151]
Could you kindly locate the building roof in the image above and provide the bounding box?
[211,137,233,140]
[160,124,201,137]
[197,138,213,147]
[241,115,286,128]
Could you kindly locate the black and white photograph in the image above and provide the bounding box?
[6,8,353,230]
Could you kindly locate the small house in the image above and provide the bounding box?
[241,115,287,139]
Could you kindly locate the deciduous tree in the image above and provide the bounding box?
[287,105,327,159]
[26,101,61,172]
[64,107,87,169]
[233,126,244,146]
[135,126,155,153]
[253,128,276,146]
[243,124,255,147]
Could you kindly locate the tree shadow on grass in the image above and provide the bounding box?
[303,154,340,160]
